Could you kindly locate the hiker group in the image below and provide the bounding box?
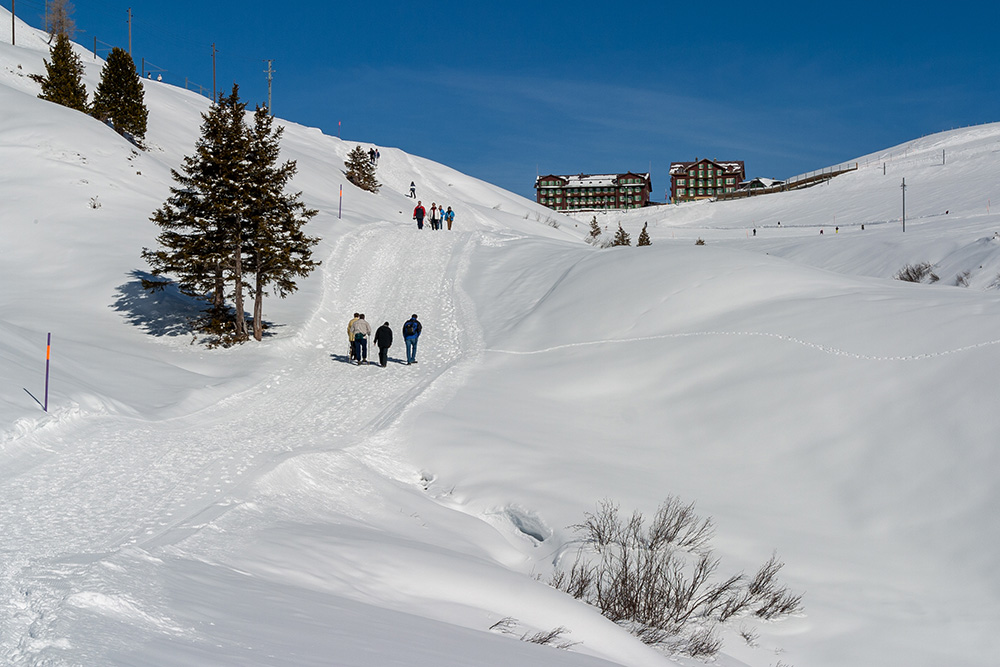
[412,201,455,230]
[347,313,422,367]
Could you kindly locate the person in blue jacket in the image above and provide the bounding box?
[402,314,421,365]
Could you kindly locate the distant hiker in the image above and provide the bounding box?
[409,181,416,198]
[347,312,360,360]
[350,314,372,365]
[777,221,781,227]
[861,224,865,230]
[375,148,380,162]
[752,228,756,237]
[373,321,393,368]
[835,226,839,233]
[413,201,426,229]
[368,148,376,164]
[402,314,421,365]
[430,203,441,230]
[820,229,824,235]
[445,206,455,230]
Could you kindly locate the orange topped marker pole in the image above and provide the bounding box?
[44,333,51,412]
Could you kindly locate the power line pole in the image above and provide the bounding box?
[127,7,132,56]
[11,0,15,46]
[211,43,217,101]
[263,59,274,115]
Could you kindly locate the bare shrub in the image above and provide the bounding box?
[551,497,802,659]
[895,262,939,283]
[955,270,971,287]
[490,617,578,649]
[695,238,706,245]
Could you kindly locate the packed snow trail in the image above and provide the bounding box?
[0,223,483,664]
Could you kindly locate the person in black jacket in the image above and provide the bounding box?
[373,321,393,367]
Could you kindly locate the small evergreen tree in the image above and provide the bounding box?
[637,222,651,246]
[244,105,320,341]
[587,215,602,245]
[345,145,380,193]
[612,223,631,247]
[92,47,149,143]
[36,32,88,112]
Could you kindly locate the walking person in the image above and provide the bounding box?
[445,206,454,230]
[373,321,393,368]
[402,314,421,365]
[409,181,416,198]
[430,203,440,231]
[349,313,372,365]
[347,312,360,361]
[413,201,426,229]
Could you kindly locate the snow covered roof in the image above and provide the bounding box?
[536,172,650,188]
[670,159,745,175]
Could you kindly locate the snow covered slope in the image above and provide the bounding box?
[3,11,1000,666]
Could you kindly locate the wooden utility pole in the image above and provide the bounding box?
[263,59,274,114]
[127,7,132,56]
[11,0,15,46]
[211,43,217,101]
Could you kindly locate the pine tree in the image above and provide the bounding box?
[587,215,602,245]
[637,222,651,246]
[345,145,380,193]
[143,85,250,343]
[244,105,320,341]
[36,32,88,112]
[92,47,149,143]
[612,223,631,247]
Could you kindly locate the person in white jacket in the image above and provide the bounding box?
[349,313,373,365]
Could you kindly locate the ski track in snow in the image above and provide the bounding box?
[487,329,1000,362]
[0,224,484,664]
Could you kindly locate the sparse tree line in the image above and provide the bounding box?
[142,86,319,346]
[31,25,149,145]
[587,216,652,247]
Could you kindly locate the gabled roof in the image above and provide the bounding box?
[670,159,745,176]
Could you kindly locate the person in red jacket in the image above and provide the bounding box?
[413,201,426,229]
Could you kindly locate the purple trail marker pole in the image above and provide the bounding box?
[44,332,51,412]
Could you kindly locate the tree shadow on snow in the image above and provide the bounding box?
[111,270,203,337]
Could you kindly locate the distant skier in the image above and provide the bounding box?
[347,312,360,361]
[445,206,455,230]
[373,321,393,368]
[402,314,421,365]
[413,201,426,229]
[409,181,416,198]
[349,314,372,365]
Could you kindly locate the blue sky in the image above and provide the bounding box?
[11,0,999,199]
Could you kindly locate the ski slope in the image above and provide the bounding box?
[4,11,1000,666]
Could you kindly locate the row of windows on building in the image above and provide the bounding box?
[534,173,652,211]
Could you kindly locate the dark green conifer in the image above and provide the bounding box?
[637,222,652,246]
[345,145,380,193]
[143,85,250,343]
[36,32,89,112]
[92,47,149,143]
[243,105,320,341]
[612,223,632,247]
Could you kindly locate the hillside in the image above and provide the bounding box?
[3,13,1000,667]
